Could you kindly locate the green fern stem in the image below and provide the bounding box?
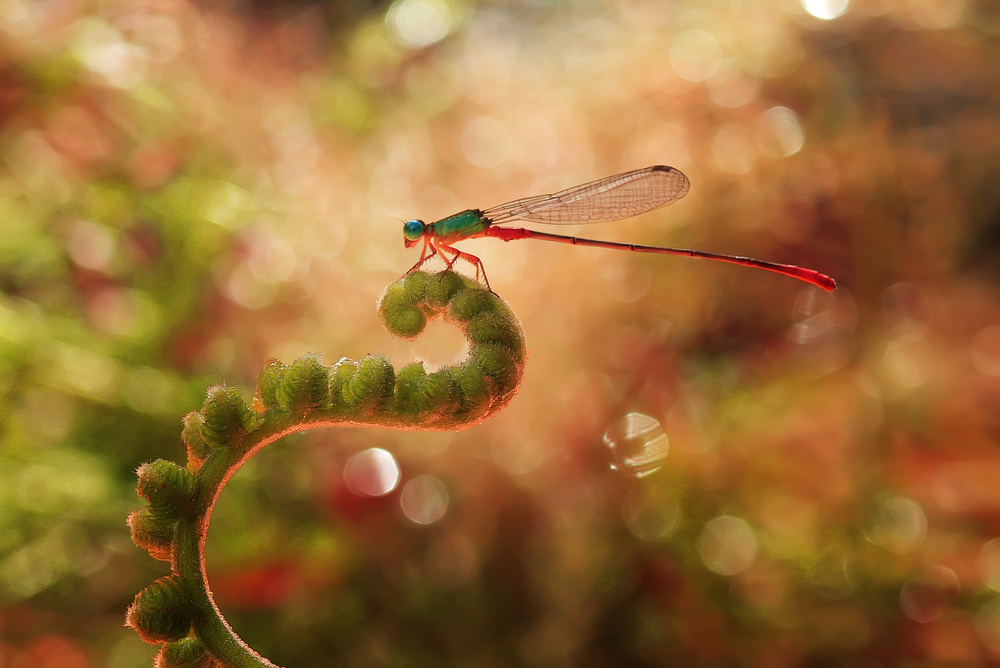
[126,271,525,668]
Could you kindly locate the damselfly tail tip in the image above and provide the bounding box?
[814,273,837,292]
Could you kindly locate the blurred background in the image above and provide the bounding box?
[1,0,999,665]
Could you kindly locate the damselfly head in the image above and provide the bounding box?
[403,220,425,247]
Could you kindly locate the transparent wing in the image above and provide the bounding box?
[482,165,689,225]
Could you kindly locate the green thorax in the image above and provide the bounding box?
[429,209,488,241]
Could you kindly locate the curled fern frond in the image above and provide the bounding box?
[128,271,525,667]
[127,576,194,644]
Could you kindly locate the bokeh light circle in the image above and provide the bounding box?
[621,486,680,541]
[603,412,669,478]
[899,566,960,623]
[758,106,804,158]
[669,29,722,82]
[343,448,401,497]
[698,516,759,576]
[801,0,850,20]
[400,475,449,525]
[866,496,927,554]
[386,0,453,49]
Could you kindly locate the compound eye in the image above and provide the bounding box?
[403,220,424,242]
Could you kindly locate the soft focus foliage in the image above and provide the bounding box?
[0,0,998,665]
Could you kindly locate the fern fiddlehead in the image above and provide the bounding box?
[126,270,525,667]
